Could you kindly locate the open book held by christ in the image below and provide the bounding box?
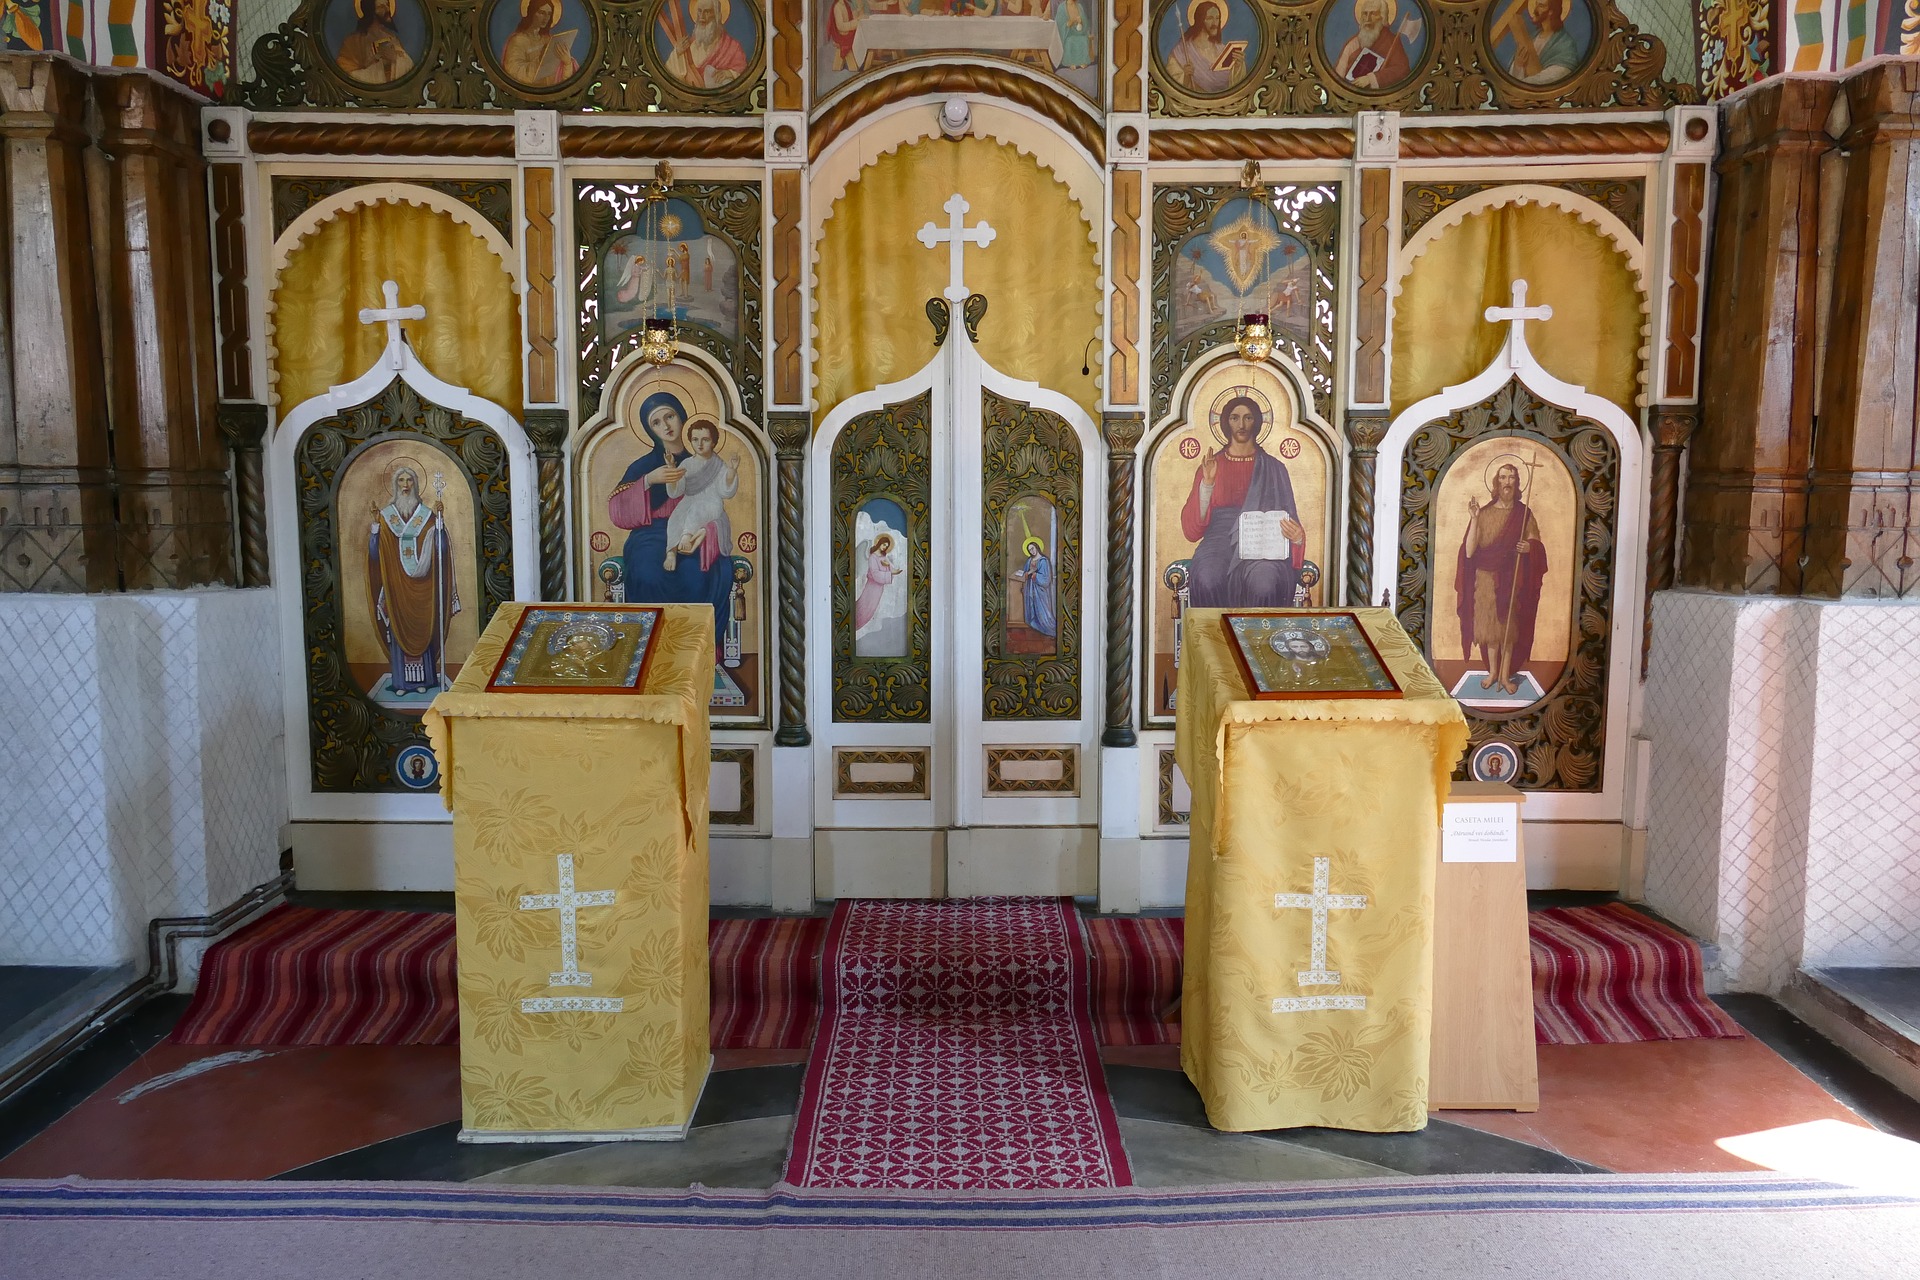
[1237,509,1296,561]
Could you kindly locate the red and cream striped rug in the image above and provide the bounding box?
[1529,902,1745,1045]
[171,906,457,1046]
[785,898,1133,1190]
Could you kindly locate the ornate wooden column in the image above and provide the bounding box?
[217,403,270,587]
[1344,411,1391,607]
[95,70,233,589]
[524,408,570,601]
[1101,412,1143,748]
[1681,76,1836,596]
[1644,407,1697,660]
[0,55,117,592]
[1803,60,1920,600]
[770,412,811,747]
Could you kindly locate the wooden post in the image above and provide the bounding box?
[1430,781,1539,1112]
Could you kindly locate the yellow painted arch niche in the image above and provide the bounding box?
[271,198,523,416]
[812,135,1102,424]
[1391,201,1645,417]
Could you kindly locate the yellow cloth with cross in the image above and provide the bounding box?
[423,603,712,1137]
[1175,609,1468,1133]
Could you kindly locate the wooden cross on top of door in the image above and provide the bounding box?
[917,194,996,303]
[1483,279,1552,371]
[358,279,427,371]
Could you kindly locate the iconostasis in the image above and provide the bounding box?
[209,0,1719,895]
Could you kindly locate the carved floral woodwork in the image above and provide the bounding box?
[830,393,934,724]
[1394,380,1619,792]
[980,391,1083,722]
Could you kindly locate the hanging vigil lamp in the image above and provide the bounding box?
[1235,313,1275,363]
[638,160,680,366]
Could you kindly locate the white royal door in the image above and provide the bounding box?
[808,196,1103,898]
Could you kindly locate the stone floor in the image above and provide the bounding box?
[3,967,1918,1190]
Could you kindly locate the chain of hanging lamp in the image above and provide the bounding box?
[639,161,680,366]
[1233,159,1276,365]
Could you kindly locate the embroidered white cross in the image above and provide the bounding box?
[518,853,623,1014]
[916,193,997,302]
[1484,278,1553,370]
[357,279,427,371]
[1272,856,1369,1014]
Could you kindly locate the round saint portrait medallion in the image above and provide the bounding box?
[1468,740,1523,784]
[393,743,440,790]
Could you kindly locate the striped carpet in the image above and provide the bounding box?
[1530,902,1745,1045]
[5,1176,1917,1280]
[171,907,457,1047]
[1085,916,1183,1045]
[709,916,828,1050]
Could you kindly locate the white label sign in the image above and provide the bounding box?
[1442,802,1520,863]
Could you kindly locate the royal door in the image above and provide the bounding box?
[808,299,1103,898]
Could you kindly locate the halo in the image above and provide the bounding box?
[385,456,427,487]
[1185,0,1224,25]
[1356,0,1398,24]
[1022,537,1044,556]
[547,618,617,655]
[1481,451,1531,496]
[692,0,731,23]
[619,370,709,448]
[1207,383,1278,447]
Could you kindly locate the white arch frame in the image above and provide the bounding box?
[1370,280,1648,825]
[808,312,1106,834]
[569,346,775,725]
[1138,346,1345,724]
[269,322,540,824]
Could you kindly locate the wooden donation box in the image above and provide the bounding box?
[1431,782,1538,1111]
[424,603,713,1143]
[1176,609,1467,1133]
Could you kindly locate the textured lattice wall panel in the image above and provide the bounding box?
[0,591,286,966]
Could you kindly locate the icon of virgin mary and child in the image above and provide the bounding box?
[608,390,738,658]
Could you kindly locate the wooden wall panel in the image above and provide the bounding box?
[1353,168,1390,406]
[1108,168,1141,408]
[1661,164,1706,401]
[523,167,558,406]
[771,168,804,407]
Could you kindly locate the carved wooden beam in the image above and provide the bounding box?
[560,125,763,160]
[1399,121,1669,159]
[1148,129,1353,162]
[1102,413,1145,748]
[247,121,516,157]
[770,413,812,747]
[810,65,1103,162]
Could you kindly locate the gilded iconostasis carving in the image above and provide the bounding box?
[1147,0,1698,116]
[574,180,764,420]
[239,0,766,112]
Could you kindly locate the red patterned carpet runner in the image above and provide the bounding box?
[785,898,1133,1190]
[172,906,458,1046]
[1084,916,1184,1046]
[708,916,828,1050]
[1530,902,1745,1045]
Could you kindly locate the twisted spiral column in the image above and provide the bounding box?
[1102,413,1145,748]
[216,403,270,587]
[771,413,812,747]
[1644,408,1698,669]
[1344,412,1391,607]
[523,410,571,601]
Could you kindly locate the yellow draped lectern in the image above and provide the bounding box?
[424,603,712,1143]
[1175,608,1467,1133]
